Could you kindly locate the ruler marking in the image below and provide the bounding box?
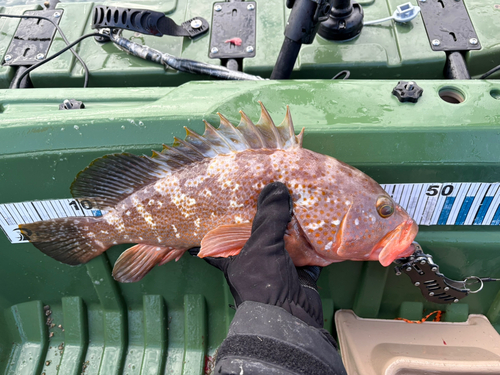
[484,185,500,225]
[21,202,37,223]
[491,206,500,225]
[455,183,479,225]
[393,184,404,204]
[446,183,466,225]
[465,183,488,225]
[33,201,51,221]
[400,184,413,212]
[475,184,499,225]
[5,204,23,224]
[43,201,58,219]
[29,202,42,221]
[474,196,493,225]
[430,183,446,225]
[0,206,10,226]
[413,183,430,224]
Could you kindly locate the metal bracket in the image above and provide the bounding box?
[418,0,480,52]
[3,9,63,66]
[59,99,85,110]
[209,2,256,59]
[394,242,470,304]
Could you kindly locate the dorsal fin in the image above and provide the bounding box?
[71,103,303,208]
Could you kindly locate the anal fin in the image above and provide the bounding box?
[112,244,184,283]
[198,223,253,258]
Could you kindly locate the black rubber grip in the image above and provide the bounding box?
[92,6,168,36]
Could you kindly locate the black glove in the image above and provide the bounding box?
[193,181,324,329]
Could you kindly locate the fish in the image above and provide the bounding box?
[19,102,418,283]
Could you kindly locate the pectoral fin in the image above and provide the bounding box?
[198,223,253,258]
[112,244,180,283]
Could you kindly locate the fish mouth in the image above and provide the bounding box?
[371,219,418,266]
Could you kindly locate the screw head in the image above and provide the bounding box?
[247,3,255,10]
[469,38,478,45]
[420,260,426,265]
[211,47,219,54]
[190,19,202,29]
[431,266,438,272]
[246,46,254,53]
[36,53,45,60]
[53,11,61,18]
[429,292,435,296]
[454,299,459,303]
[444,287,450,291]
[406,266,412,272]
[432,39,440,46]
[214,4,222,11]
[414,282,421,286]
[396,271,402,276]
[4,54,12,62]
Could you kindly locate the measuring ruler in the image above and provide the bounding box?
[1,182,499,244]
[381,182,500,226]
[0,198,102,244]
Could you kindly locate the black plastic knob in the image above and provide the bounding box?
[392,81,423,103]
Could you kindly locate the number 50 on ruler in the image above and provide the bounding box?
[381,182,500,226]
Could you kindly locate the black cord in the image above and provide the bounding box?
[480,65,500,79]
[14,32,108,88]
[0,13,90,87]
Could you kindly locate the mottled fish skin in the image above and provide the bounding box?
[56,148,415,263]
[20,103,418,282]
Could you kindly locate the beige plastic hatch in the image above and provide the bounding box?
[335,310,500,374]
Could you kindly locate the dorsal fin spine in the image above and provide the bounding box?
[203,120,236,152]
[71,103,305,207]
[258,101,284,149]
[239,110,266,148]
[217,112,251,149]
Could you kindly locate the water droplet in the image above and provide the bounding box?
[74,125,79,130]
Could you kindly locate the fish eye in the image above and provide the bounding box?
[376,196,394,218]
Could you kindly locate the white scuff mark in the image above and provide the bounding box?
[157,237,162,243]
[74,125,79,130]
[355,218,359,226]
[87,232,95,238]
[332,219,340,226]
[203,189,212,197]
[100,230,109,234]
[172,224,178,233]
[345,200,351,206]
[369,214,376,223]
[232,183,240,191]
[157,201,163,207]
[126,211,131,216]
[175,233,180,238]
[325,241,333,250]
[148,199,155,206]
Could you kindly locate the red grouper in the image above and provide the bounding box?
[20,102,418,282]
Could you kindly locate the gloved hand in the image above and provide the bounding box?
[191,181,324,329]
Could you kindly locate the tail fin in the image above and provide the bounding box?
[19,217,111,265]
